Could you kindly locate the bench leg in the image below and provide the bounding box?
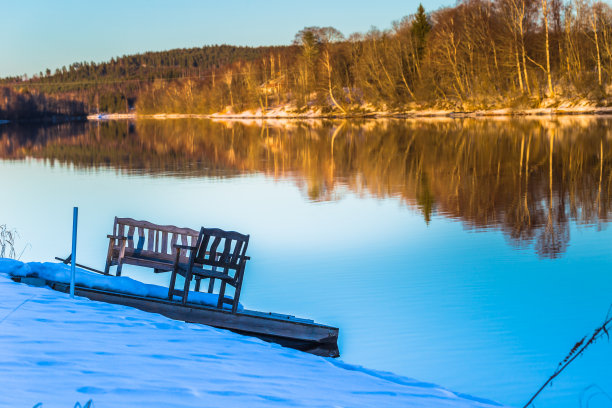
[181,266,193,305]
[116,240,127,277]
[194,278,201,292]
[168,248,184,301]
[116,259,124,276]
[104,239,114,275]
[168,267,178,301]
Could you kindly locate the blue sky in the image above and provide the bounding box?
[1,0,449,78]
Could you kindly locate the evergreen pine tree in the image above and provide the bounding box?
[411,4,431,58]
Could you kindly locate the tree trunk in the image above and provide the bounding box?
[323,49,347,114]
[591,7,603,86]
[542,0,554,96]
[520,32,530,94]
[515,41,524,92]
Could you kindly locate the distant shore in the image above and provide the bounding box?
[87,105,612,121]
[0,116,87,125]
[6,105,612,125]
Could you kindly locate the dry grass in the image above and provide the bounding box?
[0,224,17,259]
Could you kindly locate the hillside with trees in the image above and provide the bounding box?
[0,45,289,117]
[3,0,612,118]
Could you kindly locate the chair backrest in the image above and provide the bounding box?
[194,227,250,276]
[114,217,199,260]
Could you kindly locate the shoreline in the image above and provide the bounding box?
[0,260,501,408]
[0,116,87,125]
[87,105,612,121]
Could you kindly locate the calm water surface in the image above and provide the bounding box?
[1,118,612,407]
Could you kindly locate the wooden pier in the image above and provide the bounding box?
[13,277,340,358]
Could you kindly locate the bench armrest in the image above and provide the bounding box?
[107,235,127,240]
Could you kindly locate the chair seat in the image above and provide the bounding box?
[189,266,237,283]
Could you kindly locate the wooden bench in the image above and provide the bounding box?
[104,217,199,277]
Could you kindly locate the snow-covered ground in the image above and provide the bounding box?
[5,260,241,310]
[0,259,502,408]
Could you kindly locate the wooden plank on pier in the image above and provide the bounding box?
[45,281,339,357]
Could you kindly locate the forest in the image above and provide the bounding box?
[2,0,612,117]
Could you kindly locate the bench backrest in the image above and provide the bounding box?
[113,217,199,261]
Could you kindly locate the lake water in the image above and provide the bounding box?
[1,118,611,407]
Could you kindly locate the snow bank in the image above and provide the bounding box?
[0,259,241,310]
[87,113,135,120]
[0,259,502,408]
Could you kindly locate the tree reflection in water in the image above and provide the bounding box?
[2,117,611,258]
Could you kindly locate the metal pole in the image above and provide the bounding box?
[70,207,78,298]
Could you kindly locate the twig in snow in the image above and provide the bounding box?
[523,307,612,408]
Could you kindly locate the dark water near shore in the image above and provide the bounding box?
[1,118,612,407]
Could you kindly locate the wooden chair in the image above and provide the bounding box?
[168,227,250,313]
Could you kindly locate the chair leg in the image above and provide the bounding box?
[194,278,201,292]
[232,283,242,314]
[181,268,192,305]
[217,281,226,309]
[208,266,219,293]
